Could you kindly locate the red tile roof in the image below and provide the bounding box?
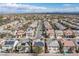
[61,39,75,47]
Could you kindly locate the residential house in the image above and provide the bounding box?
[1,38,19,52]
[33,40,45,53]
[55,30,63,38]
[47,40,60,53]
[63,28,75,38]
[60,39,75,53]
[16,39,30,53]
[16,29,25,38]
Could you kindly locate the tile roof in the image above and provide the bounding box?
[61,39,75,47]
[47,40,59,47]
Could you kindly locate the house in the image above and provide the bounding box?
[55,30,63,37]
[1,38,19,52]
[26,27,35,39]
[47,40,60,53]
[44,21,55,39]
[47,29,55,39]
[63,29,75,38]
[73,30,79,36]
[60,39,75,53]
[16,30,25,38]
[33,40,45,53]
[16,39,30,53]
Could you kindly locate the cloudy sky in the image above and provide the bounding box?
[0,3,79,13]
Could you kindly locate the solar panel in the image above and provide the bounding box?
[5,41,15,45]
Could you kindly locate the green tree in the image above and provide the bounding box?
[33,46,43,55]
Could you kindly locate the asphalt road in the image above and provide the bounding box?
[35,20,43,39]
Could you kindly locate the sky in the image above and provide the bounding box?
[0,3,79,13]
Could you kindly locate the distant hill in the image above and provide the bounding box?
[0,12,79,15]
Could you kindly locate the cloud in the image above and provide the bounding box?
[0,3,47,10]
[0,3,79,13]
[0,3,48,13]
[63,4,72,7]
